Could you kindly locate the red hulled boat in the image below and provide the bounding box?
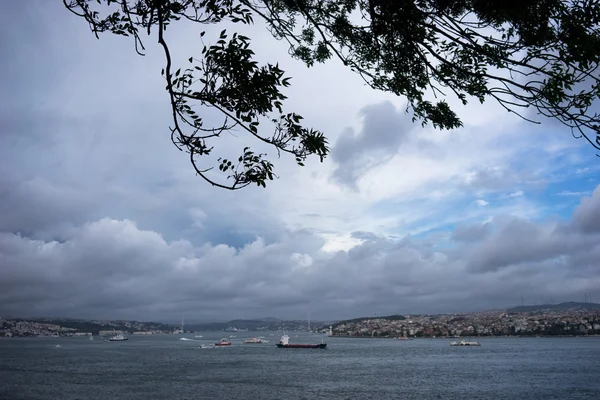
[215,338,232,346]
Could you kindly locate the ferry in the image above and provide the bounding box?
[243,337,265,344]
[109,334,128,342]
[450,339,481,346]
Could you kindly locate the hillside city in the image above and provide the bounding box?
[2,303,599,338]
[330,306,600,338]
[0,317,174,338]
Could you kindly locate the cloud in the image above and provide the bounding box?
[331,101,413,188]
[2,188,599,321]
[463,188,600,274]
[571,186,600,234]
[451,222,491,243]
[1,0,600,322]
[556,191,591,197]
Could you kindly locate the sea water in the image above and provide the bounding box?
[1,333,599,399]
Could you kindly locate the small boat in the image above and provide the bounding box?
[215,338,232,346]
[55,344,61,348]
[89,336,94,341]
[109,334,128,342]
[243,337,265,344]
[276,334,326,349]
[450,339,481,346]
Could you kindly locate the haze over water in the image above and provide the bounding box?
[2,333,599,399]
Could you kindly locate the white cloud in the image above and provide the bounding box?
[2,198,599,320]
[1,1,599,321]
[556,191,591,197]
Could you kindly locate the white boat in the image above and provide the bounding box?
[450,339,481,346]
[89,336,94,341]
[243,337,265,344]
[109,334,128,341]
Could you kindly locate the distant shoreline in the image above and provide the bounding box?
[329,334,600,339]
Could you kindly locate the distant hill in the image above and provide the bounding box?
[332,314,406,328]
[256,317,281,322]
[507,302,600,313]
[185,317,317,332]
[227,318,281,324]
[5,317,175,334]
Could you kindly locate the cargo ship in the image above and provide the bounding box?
[276,334,326,349]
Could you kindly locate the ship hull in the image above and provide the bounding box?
[276,343,327,349]
[215,343,231,346]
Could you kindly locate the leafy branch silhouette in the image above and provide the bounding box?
[64,0,600,190]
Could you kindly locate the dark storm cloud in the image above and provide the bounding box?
[0,219,324,320]
[1,186,600,321]
[465,217,567,273]
[0,109,112,239]
[331,101,413,187]
[0,176,95,238]
[571,186,600,234]
[451,222,491,242]
[0,0,283,248]
[465,188,600,274]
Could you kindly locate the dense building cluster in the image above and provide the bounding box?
[3,305,599,338]
[331,308,600,338]
[0,317,174,337]
[0,320,76,337]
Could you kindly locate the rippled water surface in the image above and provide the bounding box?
[1,333,599,399]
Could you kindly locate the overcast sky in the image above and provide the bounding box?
[1,1,599,323]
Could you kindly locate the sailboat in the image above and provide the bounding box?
[175,312,184,334]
